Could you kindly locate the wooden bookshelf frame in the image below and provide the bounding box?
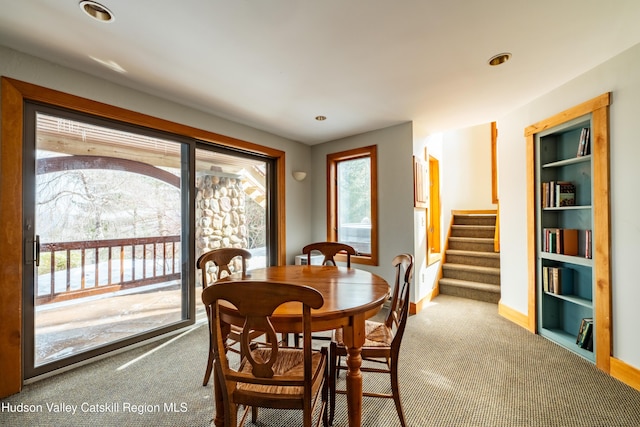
[525,92,611,372]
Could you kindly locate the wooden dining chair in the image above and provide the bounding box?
[302,242,357,268]
[328,253,414,427]
[197,247,263,387]
[295,242,357,347]
[202,280,329,427]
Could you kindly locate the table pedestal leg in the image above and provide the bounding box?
[345,345,363,426]
[343,313,366,427]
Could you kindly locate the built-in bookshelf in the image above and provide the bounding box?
[525,93,611,371]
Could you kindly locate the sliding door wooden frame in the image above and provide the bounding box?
[0,77,286,397]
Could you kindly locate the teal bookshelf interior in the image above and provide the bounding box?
[535,114,595,363]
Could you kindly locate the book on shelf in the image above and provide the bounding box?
[542,181,555,208]
[553,229,575,255]
[577,127,591,157]
[543,228,552,252]
[576,318,594,351]
[556,182,576,206]
[541,181,552,208]
[576,318,587,344]
[585,323,594,351]
[558,228,578,256]
[584,229,592,259]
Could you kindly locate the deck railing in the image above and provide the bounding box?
[37,235,181,304]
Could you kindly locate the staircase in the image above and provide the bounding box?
[439,213,500,304]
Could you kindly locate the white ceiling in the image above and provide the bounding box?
[1,1,640,145]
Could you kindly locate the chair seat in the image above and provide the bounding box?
[235,348,326,406]
[333,320,393,348]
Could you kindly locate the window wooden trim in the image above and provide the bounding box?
[326,145,378,266]
[491,121,499,204]
[427,154,442,265]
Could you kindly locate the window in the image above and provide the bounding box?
[327,145,378,266]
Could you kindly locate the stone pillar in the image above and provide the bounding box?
[195,174,247,282]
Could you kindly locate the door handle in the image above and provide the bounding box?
[35,234,40,267]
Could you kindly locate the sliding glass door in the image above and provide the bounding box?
[23,104,192,378]
[21,101,278,380]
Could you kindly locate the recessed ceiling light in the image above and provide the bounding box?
[315,116,327,121]
[488,52,511,66]
[79,1,115,23]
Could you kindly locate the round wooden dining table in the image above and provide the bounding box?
[213,264,390,427]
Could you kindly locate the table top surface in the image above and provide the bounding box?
[219,265,390,331]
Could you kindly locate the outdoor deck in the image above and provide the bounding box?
[32,236,267,367]
[32,234,195,366]
[35,281,206,365]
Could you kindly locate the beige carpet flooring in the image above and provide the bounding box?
[2,294,640,426]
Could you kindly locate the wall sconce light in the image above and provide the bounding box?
[292,171,307,181]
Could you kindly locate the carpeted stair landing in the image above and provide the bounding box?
[439,213,500,303]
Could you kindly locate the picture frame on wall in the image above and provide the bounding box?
[413,155,428,208]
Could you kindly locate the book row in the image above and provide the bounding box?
[576,317,593,351]
[542,181,576,208]
[542,266,573,295]
[542,228,592,258]
[542,228,578,255]
[577,127,591,157]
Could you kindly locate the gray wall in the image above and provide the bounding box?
[497,42,640,370]
[309,123,415,287]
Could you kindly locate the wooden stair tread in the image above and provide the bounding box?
[454,214,496,216]
[442,263,500,275]
[439,278,501,293]
[449,236,494,242]
[452,215,497,226]
[452,225,495,229]
[446,249,499,258]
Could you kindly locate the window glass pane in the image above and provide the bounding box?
[33,112,186,367]
[337,157,371,255]
[195,148,269,276]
